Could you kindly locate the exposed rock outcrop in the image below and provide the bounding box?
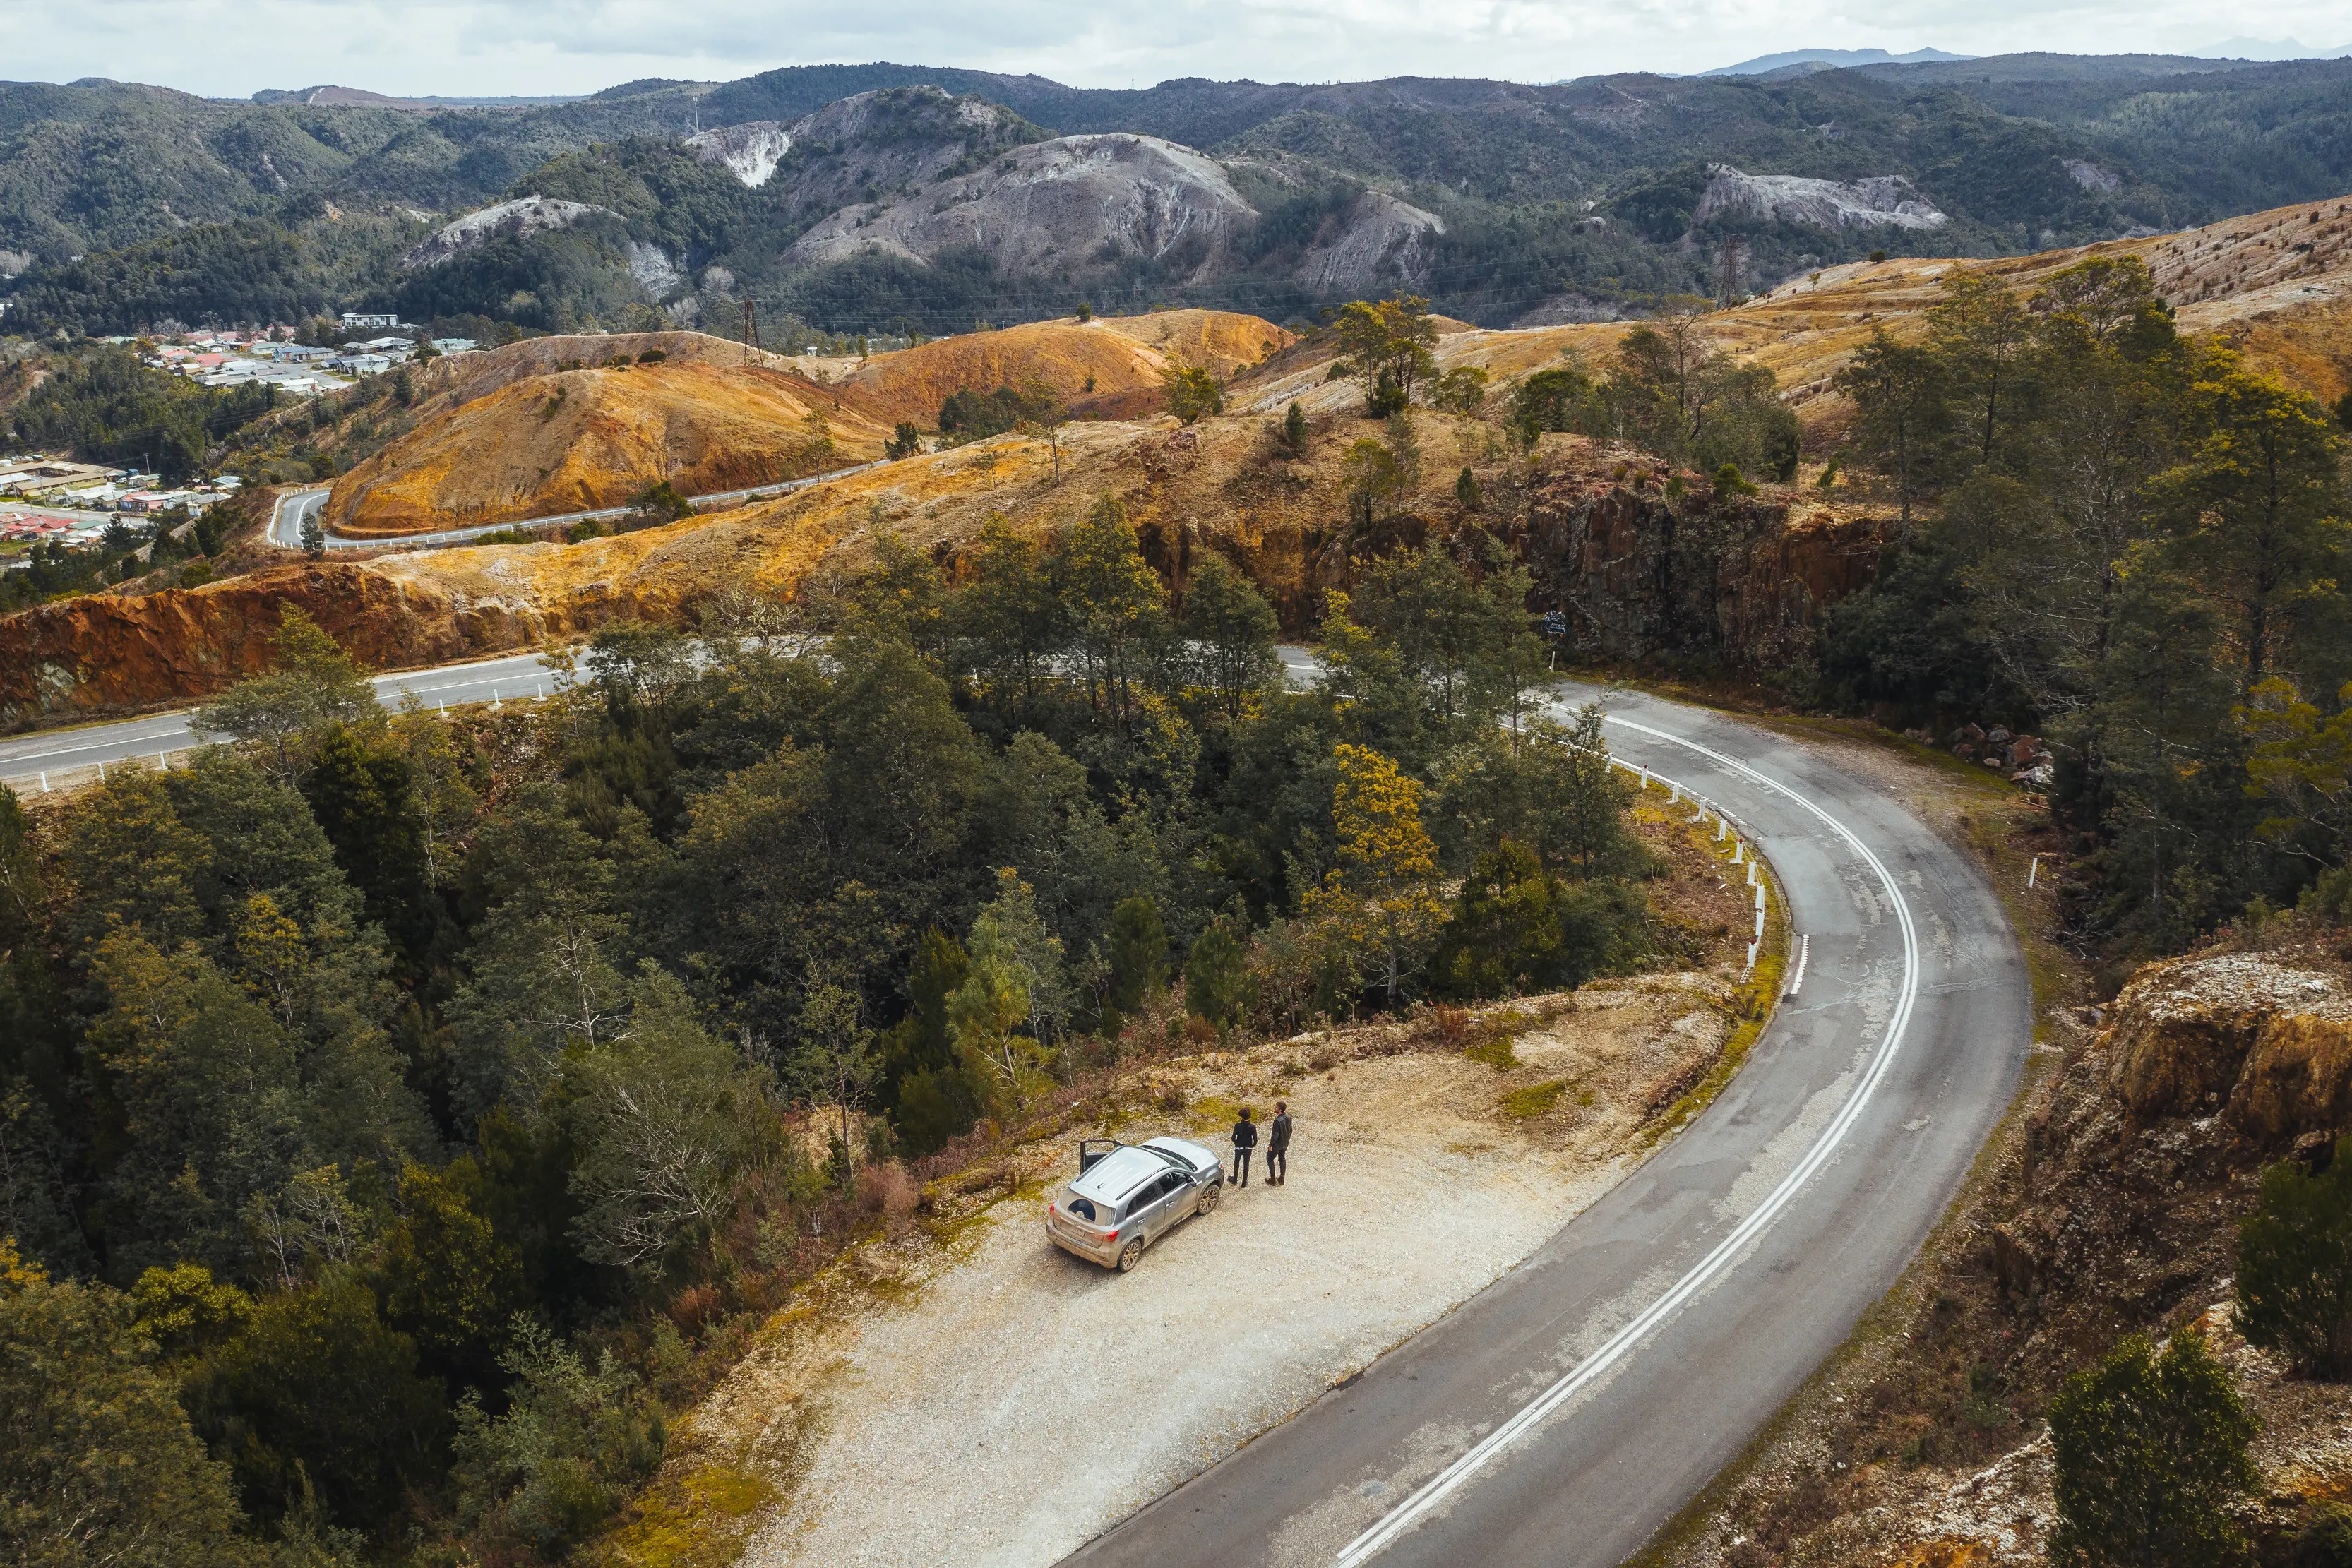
[1693,164,1949,232]
[789,133,1256,280]
[684,120,793,188]
[401,195,616,268]
[770,87,1041,216]
[2102,950,2352,1137]
[0,566,515,722]
[1510,436,1895,668]
[1294,189,1445,294]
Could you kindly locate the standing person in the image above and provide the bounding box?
[1230,1106,1258,1187]
[1266,1101,1292,1185]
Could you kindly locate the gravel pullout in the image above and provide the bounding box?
[708,976,1735,1568]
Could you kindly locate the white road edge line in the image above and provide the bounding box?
[1786,933,1810,998]
[1334,710,1922,1568]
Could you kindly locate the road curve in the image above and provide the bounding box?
[267,459,888,551]
[0,650,566,787]
[1062,681,2031,1568]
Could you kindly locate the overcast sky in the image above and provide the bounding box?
[7,0,2349,100]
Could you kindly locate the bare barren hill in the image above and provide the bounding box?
[325,358,893,536]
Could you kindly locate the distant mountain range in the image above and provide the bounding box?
[2190,37,2352,60]
[4,52,2350,341]
[1703,48,1975,77]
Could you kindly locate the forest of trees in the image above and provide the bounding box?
[7,347,286,481]
[0,501,1661,1561]
[1817,255,2352,952]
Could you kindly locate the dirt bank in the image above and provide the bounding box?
[0,419,1894,727]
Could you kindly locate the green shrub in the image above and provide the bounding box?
[450,1316,664,1557]
[2048,1329,2257,1568]
[2236,1137,2352,1377]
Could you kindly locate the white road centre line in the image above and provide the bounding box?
[1334,712,1922,1568]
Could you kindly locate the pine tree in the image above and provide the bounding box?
[1183,919,1250,1031]
[1106,896,1169,1017]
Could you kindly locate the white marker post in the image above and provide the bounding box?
[2027,855,2039,890]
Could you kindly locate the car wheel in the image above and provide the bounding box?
[1195,1180,1221,1216]
[1116,1237,1145,1272]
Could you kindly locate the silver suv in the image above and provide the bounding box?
[1046,1137,1224,1271]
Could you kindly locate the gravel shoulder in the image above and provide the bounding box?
[665,970,1738,1568]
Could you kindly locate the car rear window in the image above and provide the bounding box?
[1061,1189,1106,1223]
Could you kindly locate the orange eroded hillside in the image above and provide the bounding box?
[0,401,1902,725]
[411,329,819,412]
[10,204,2350,726]
[841,309,1291,424]
[323,359,895,537]
[328,311,1289,539]
[1233,191,2352,424]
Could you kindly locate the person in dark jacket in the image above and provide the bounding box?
[1266,1101,1292,1185]
[1230,1107,1258,1186]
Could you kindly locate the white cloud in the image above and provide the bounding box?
[6,0,2349,100]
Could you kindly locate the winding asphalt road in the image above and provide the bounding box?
[267,458,888,551]
[1063,679,2031,1568]
[0,650,565,789]
[2,643,2031,1568]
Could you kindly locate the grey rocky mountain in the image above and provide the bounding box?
[401,196,616,268]
[1691,166,1949,231]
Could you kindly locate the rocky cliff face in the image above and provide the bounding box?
[1508,438,1895,668]
[684,121,794,188]
[401,196,616,267]
[2101,951,2352,1139]
[789,133,1257,282]
[1293,188,1446,294]
[1693,165,1950,232]
[768,87,1042,216]
[0,565,503,722]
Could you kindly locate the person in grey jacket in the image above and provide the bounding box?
[1229,1107,1258,1186]
[1266,1101,1291,1185]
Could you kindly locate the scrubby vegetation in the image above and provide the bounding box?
[0,492,1683,1560]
